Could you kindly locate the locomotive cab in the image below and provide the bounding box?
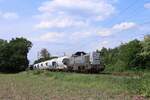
[90,51,105,72]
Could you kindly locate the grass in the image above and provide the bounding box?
[0,70,150,100]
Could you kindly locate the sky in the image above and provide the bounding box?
[0,0,150,63]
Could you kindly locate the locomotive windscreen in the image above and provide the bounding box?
[90,52,100,65]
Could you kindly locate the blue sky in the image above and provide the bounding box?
[0,0,150,63]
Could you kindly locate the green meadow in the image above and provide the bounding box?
[0,70,150,100]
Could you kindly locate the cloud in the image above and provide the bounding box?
[144,3,150,9]
[35,0,116,29]
[33,0,117,43]
[86,40,110,51]
[32,32,64,42]
[98,22,137,37]
[112,22,137,30]
[0,12,19,20]
[101,41,109,45]
[98,29,112,37]
[35,16,87,29]
[69,31,92,41]
[33,30,93,43]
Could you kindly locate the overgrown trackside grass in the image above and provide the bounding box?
[0,70,149,100]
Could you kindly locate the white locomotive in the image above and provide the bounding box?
[33,51,105,73]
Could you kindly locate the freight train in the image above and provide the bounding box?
[33,51,105,73]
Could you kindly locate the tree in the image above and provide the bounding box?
[141,35,150,56]
[40,48,51,59]
[0,37,32,73]
[140,35,150,68]
[101,47,119,64]
[100,47,120,71]
[100,39,144,71]
[0,39,8,71]
[8,38,32,71]
[34,48,58,64]
[118,39,142,69]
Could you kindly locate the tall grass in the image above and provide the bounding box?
[31,70,150,97]
[0,70,149,99]
[126,73,150,97]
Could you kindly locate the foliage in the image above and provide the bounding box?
[40,48,51,59]
[140,35,150,68]
[34,56,58,64]
[118,39,142,68]
[100,36,150,72]
[34,48,58,64]
[0,37,32,73]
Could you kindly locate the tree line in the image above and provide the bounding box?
[0,37,32,73]
[100,35,150,72]
[0,35,149,73]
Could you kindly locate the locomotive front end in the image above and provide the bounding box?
[90,51,105,72]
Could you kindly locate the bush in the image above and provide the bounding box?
[105,60,127,72]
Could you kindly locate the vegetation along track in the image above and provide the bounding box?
[0,70,149,100]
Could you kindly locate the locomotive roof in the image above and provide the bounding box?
[73,51,87,56]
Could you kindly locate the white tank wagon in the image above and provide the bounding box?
[33,56,69,70]
[56,56,69,69]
